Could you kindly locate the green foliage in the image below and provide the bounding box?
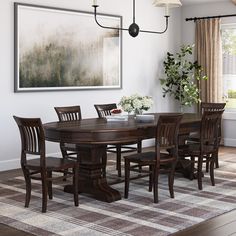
[228,89,236,98]
[222,29,236,55]
[160,45,207,106]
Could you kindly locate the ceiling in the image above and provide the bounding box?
[181,0,231,5]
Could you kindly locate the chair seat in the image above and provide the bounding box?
[179,143,216,156]
[25,157,76,171]
[124,151,176,164]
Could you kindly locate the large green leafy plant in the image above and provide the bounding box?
[160,45,207,106]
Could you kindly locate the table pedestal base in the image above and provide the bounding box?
[64,178,121,202]
[64,145,121,202]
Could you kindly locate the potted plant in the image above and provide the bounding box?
[160,45,207,110]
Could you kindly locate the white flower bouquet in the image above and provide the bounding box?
[119,94,153,115]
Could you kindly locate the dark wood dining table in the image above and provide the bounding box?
[44,113,201,202]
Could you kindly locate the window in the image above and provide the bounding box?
[222,24,236,110]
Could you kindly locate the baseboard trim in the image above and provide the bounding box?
[0,152,61,172]
[223,138,236,147]
[0,141,234,172]
[0,159,21,172]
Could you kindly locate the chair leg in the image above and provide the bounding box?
[197,156,203,190]
[169,162,176,198]
[138,141,142,173]
[206,155,209,173]
[73,165,79,207]
[215,152,219,168]
[153,167,159,203]
[116,145,122,177]
[60,143,69,181]
[210,154,215,186]
[23,168,31,208]
[124,159,130,199]
[47,171,53,199]
[190,156,195,180]
[41,171,48,213]
[137,140,142,153]
[149,165,153,192]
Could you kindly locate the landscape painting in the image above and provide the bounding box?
[14,3,122,92]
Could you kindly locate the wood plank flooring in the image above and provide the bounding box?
[0,146,235,236]
[0,223,34,236]
[173,209,236,236]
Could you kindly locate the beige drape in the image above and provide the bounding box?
[195,18,222,103]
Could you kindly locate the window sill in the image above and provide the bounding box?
[223,112,236,120]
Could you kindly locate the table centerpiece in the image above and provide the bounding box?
[119,94,153,116]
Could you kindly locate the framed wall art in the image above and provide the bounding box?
[14,3,122,92]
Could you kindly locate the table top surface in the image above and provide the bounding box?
[44,113,201,132]
[44,113,201,145]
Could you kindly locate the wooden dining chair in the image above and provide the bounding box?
[187,102,226,170]
[94,103,142,177]
[13,116,79,213]
[123,114,183,203]
[55,105,106,178]
[54,106,82,162]
[179,110,224,190]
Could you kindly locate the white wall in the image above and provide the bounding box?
[181,1,236,45]
[181,1,236,147]
[0,0,182,171]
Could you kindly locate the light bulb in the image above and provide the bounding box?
[165,4,169,16]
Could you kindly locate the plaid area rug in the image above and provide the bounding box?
[0,149,236,236]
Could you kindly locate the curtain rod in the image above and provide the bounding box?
[186,14,236,22]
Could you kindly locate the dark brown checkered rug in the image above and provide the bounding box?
[0,149,235,236]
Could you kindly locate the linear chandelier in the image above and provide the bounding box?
[92,0,182,37]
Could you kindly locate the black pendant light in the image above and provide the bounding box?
[92,0,182,37]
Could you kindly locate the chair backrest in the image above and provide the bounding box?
[13,116,46,166]
[200,102,226,114]
[155,114,183,155]
[200,110,224,146]
[94,103,117,118]
[200,103,225,139]
[54,105,82,121]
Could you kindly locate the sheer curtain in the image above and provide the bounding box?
[195,18,223,103]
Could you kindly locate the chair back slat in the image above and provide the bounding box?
[94,103,117,118]
[156,114,183,149]
[55,106,82,121]
[25,126,39,153]
[200,102,226,139]
[200,110,224,145]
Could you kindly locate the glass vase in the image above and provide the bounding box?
[134,109,143,116]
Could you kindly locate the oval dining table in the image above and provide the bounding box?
[44,113,201,202]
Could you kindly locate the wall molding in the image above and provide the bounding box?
[0,158,21,171]
[223,138,236,147]
[0,152,61,172]
[1,139,233,172]
[0,141,156,172]
[223,112,236,120]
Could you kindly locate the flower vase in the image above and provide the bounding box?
[134,109,143,116]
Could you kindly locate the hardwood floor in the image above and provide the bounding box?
[0,146,235,236]
[173,209,236,236]
[0,223,34,236]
